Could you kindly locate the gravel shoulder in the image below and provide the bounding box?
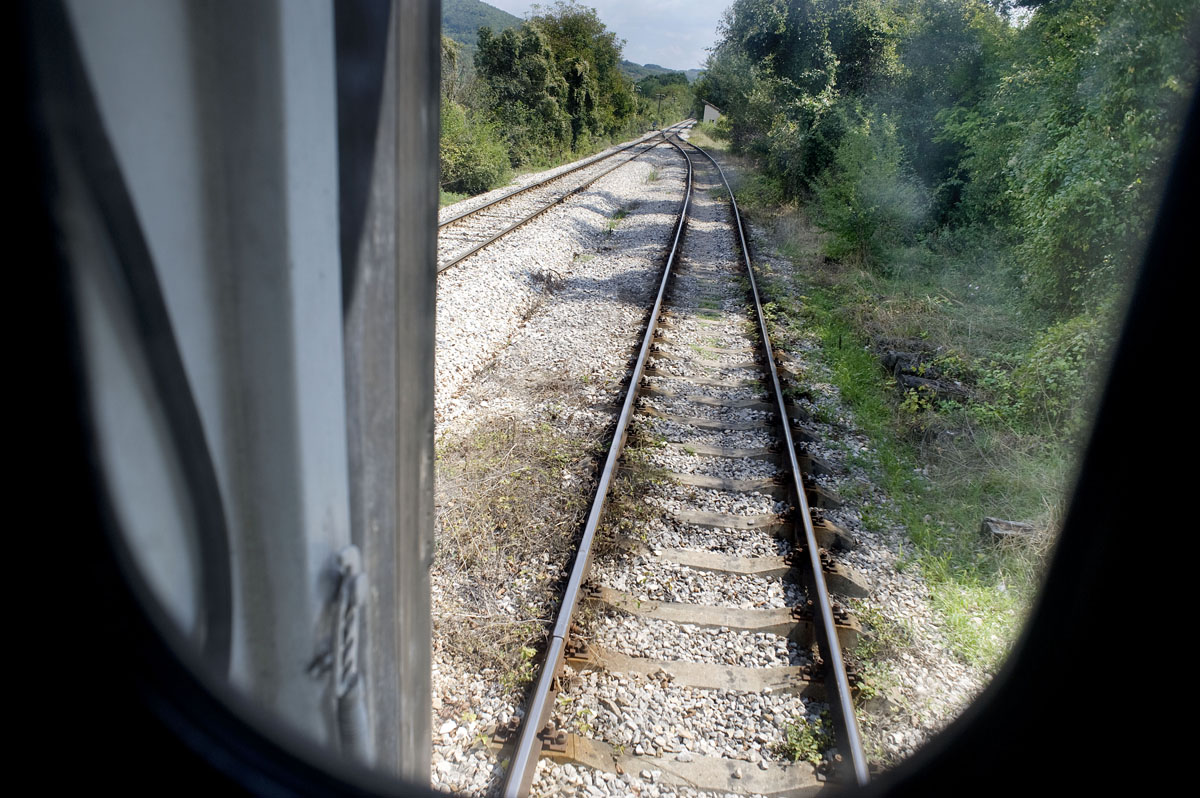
[437,131,666,226]
[435,141,680,429]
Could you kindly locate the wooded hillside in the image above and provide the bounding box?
[439,1,694,200]
[442,0,521,48]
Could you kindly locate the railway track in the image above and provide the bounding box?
[492,133,871,796]
[437,122,692,274]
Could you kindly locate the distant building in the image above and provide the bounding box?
[702,101,722,123]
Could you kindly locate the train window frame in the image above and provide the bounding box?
[25,0,1194,793]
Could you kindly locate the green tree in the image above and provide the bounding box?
[636,72,693,127]
[886,0,1011,222]
[440,35,510,196]
[698,0,903,194]
[814,108,927,266]
[529,1,637,143]
[941,0,1198,311]
[475,24,572,165]
[440,99,511,195]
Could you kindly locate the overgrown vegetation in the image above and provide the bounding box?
[697,0,1196,332]
[693,0,1197,670]
[754,215,1073,668]
[434,419,598,684]
[439,1,696,203]
[746,199,1080,670]
[778,710,834,766]
[635,71,694,129]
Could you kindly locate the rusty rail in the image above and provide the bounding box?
[498,131,869,796]
[499,132,696,798]
[682,136,870,786]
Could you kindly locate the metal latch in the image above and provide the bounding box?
[333,545,373,765]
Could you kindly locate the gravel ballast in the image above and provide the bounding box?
[432,138,690,796]
[433,135,993,795]
[532,143,833,794]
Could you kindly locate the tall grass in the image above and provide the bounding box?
[746,195,1076,674]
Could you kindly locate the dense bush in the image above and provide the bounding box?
[439,100,511,195]
[700,0,1196,313]
[529,2,636,143]
[1007,0,1196,312]
[698,0,1197,420]
[475,25,573,166]
[1013,308,1115,431]
[813,110,927,266]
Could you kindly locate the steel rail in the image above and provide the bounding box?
[438,120,692,229]
[499,132,696,798]
[437,122,692,274]
[681,137,870,786]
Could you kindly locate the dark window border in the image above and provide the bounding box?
[25,0,1195,791]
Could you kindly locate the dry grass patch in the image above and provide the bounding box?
[434,418,599,684]
[596,419,670,550]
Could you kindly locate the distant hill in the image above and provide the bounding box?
[442,0,521,48]
[619,60,703,83]
[619,60,668,82]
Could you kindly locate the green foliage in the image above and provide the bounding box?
[476,24,573,166]
[749,227,1071,671]
[637,71,689,93]
[704,0,1196,316]
[949,0,1196,312]
[1012,308,1115,431]
[529,1,637,143]
[442,4,658,192]
[699,0,898,188]
[826,0,901,95]
[439,35,510,196]
[620,60,703,84]
[888,1,1011,199]
[854,603,916,662]
[636,72,695,127]
[439,188,468,208]
[779,711,833,766]
[814,110,928,267]
[605,203,637,234]
[500,645,538,692]
[440,99,511,195]
[717,0,1195,674]
[692,48,756,148]
[619,60,665,82]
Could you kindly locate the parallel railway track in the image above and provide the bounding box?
[437,122,692,274]
[493,133,870,796]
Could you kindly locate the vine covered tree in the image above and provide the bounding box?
[528,1,637,147]
[476,25,572,164]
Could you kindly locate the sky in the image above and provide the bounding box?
[483,0,729,71]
